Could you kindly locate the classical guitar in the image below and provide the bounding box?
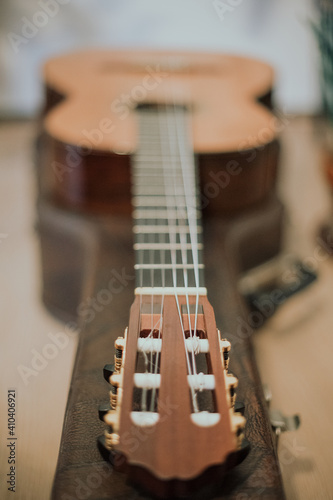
[37,50,287,499]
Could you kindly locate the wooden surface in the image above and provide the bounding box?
[0,116,333,499]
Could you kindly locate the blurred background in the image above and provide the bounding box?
[1,1,333,500]
[0,0,322,117]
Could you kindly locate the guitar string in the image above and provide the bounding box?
[145,104,199,413]
[149,233,165,413]
[165,105,199,388]
[139,108,166,414]
[173,107,201,370]
[170,104,202,406]
[135,105,200,413]
[138,112,166,412]
[136,113,146,412]
[149,110,165,413]
[159,104,199,412]
[137,109,167,413]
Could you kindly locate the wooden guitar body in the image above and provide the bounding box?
[40,50,278,215]
[36,50,286,498]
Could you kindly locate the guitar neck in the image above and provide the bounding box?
[132,106,206,295]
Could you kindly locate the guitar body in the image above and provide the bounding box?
[36,50,286,498]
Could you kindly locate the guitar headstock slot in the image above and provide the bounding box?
[189,389,217,415]
[132,387,160,414]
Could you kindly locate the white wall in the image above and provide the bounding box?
[0,0,321,116]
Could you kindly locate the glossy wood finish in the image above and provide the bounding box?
[40,50,279,215]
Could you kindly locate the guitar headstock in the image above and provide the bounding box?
[99,294,247,497]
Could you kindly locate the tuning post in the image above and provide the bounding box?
[104,431,120,450]
[230,412,246,448]
[110,373,122,410]
[220,338,231,371]
[103,411,120,451]
[225,373,238,408]
[114,335,126,372]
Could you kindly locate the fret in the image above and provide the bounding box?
[132,172,194,179]
[135,287,207,296]
[133,197,188,207]
[133,155,183,162]
[134,243,203,250]
[135,264,204,270]
[132,188,168,196]
[135,249,203,267]
[133,225,202,234]
[132,183,193,192]
[137,268,205,289]
[133,210,200,219]
[134,233,203,246]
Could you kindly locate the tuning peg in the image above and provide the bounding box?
[114,336,126,372]
[104,430,120,450]
[103,363,115,382]
[98,402,111,421]
[110,373,122,410]
[103,411,120,450]
[225,373,238,407]
[234,401,245,416]
[231,412,246,447]
[220,338,231,371]
[104,410,118,428]
[103,331,126,381]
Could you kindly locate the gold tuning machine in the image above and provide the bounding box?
[230,412,246,448]
[110,373,121,410]
[225,373,238,408]
[218,331,246,447]
[220,338,231,371]
[114,335,126,372]
[103,411,120,451]
[99,330,127,452]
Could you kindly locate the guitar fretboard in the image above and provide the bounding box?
[132,106,206,295]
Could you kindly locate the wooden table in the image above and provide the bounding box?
[0,117,332,499]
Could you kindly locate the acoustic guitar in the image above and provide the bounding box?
[37,50,287,499]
